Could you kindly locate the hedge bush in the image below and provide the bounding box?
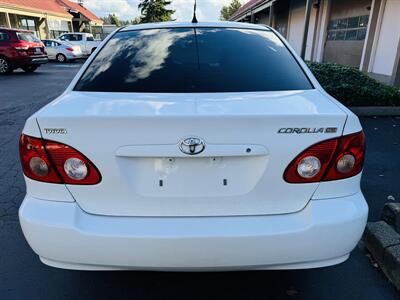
[307,62,400,106]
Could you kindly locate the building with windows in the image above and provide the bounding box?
[231,0,400,86]
[0,0,103,39]
[59,0,103,38]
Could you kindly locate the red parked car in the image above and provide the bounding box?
[0,28,48,74]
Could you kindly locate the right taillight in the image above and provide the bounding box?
[284,131,365,183]
[19,134,101,185]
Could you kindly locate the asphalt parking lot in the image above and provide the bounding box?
[0,62,399,299]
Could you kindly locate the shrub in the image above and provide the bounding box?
[307,62,400,106]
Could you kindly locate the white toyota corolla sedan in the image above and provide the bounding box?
[19,22,368,271]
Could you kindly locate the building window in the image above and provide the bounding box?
[275,26,287,38]
[0,13,8,27]
[18,17,37,32]
[48,19,71,38]
[327,15,369,41]
[50,30,69,39]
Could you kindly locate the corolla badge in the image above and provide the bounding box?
[179,137,206,155]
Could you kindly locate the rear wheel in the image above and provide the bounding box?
[56,54,67,63]
[0,57,12,74]
[21,65,38,73]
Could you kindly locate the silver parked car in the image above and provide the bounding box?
[42,39,83,63]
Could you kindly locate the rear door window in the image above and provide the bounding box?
[0,31,9,41]
[75,27,312,93]
[70,34,83,41]
[60,34,82,41]
[59,34,69,41]
[17,32,40,42]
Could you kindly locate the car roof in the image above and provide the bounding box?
[44,39,70,45]
[121,21,271,32]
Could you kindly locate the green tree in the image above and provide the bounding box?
[138,0,175,23]
[131,17,143,25]
[220,0,241,21]
[108,13,122,27]
[101,13,123,27]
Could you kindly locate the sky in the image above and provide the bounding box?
[81,0,246,22]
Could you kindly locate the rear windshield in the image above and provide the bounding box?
[17,32,40,43]
[75,28,313,93]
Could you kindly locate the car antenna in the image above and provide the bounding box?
[192,0,198,23]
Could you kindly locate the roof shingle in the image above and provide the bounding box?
[231,0,266,20]
[0,0,102,23]
[59,0,103,24]
[0,0,71,17]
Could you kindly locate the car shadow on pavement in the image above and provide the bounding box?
[19,247,395,300]
[1,71,46,77]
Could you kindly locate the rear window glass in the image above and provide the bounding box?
[75,28,313,93]
[0,32,9,41]
[17,32,40,42]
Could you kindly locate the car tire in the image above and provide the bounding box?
[0,57,12,74]
[56,54,67,63]
[21,65,38,73]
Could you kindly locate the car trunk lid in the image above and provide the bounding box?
[35,89,347,217]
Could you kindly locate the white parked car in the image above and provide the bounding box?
[42,39,83,62]
[58,32,101,56]
[19,22,368,271]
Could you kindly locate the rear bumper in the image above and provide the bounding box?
[19,192,368,271]
[30,57,48,65]
[12,56,48,66]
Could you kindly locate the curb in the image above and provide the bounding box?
[363,203,400,290]
[348,106,400,116]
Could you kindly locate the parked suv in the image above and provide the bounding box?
[0,28,48,74]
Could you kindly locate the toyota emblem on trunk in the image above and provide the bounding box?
[179,137,205,155]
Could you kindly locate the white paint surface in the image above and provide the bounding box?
[288,0,306,54]
[371,0,400,75]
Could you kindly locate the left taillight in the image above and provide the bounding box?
[19,134,101,185]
